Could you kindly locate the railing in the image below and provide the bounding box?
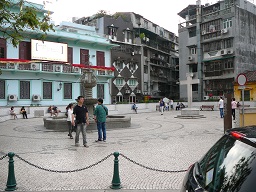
[0,62,82,74]
[96,70,114,77]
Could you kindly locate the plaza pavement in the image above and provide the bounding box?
[0,109,226,192]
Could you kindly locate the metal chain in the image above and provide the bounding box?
[0,154,7,160]
[120,153,187,173]
[15,153,113,173]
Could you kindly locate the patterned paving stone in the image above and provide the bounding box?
[0,110,225,191]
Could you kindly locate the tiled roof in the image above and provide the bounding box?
[244,71,256,82]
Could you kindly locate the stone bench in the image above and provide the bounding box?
[200,105,214,111]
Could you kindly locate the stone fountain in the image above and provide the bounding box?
[80,69,98,117]
[43,68,131,131]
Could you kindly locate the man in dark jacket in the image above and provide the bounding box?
[72,96,89,147]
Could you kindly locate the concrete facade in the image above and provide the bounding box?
[74,12,179,103]
[178,0,256,101]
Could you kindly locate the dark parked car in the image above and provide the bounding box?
[181,126,256,192]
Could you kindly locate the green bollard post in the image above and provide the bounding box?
[5,152,17,191]
[111,152,121,189]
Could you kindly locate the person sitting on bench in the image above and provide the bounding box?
[20,106,28,119]
[10,106,18,119]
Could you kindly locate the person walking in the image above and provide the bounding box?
[231,98,237,120]
[72,96,89,147]
[20,106,28,119]
[219,96,224,118]
[94,98,108,142]
[66,103,74,139]
[159,98,165,115]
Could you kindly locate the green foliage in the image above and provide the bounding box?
[140,33,145,40]
[0,0,54,47]
[94,10,109,19]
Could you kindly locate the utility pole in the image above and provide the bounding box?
[196,0,203,101]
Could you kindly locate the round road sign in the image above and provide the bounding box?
[237,74,247,86]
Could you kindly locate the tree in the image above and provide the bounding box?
[0,0,54,47]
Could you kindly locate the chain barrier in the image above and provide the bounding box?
[120,153,187,173]
[15,153,113,173]
[0,154,7,160]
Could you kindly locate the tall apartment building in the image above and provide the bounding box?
[74,12,179,103]
[178,0,256,101]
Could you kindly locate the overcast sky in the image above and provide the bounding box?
[29,0,218,35]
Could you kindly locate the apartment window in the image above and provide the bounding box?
[43,82,52,99]
[116,78,124,86]
[0,38,6,58]
[108,27,117,36]
[64,83,72,99]
[97,84,104,99]
[224,60,234,69]
[241,90,250,101]
[20,81,30,99]
[19,41,31,60]
[0,80,5,99]
[203,41,221,52]
[115,61,123,71]
[192,84,198,91]
[116,95,123,102]
[80,49,89,65]
[201,19,221,33]
[68,47,73,64]
[223,38,233,49]
[223,18,232,29]
[96,51,105,66]
[129,63,135,71]
[190,48,197,55]
[128,79,136,86]
[129,96,136,103]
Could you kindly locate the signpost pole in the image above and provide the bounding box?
[242,88,245,126]
[237,73,247,127]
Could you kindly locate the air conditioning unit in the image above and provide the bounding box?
[221,28,228,34]
[30,63,40,70]
[188,56,193,61]
[220,49,227,55]
[73,67,80,73]
[7,63,15,69]
[32,94,41,101]
[203,96,209,100]
[227,49,234,54]
[145,58,150,62]
[202,30,207,35]
[8,94,17,101]
[137,90,141,94]
[55,65,61,72]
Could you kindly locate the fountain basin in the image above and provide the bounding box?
[43,115,131,132]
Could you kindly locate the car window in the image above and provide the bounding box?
[197,135,256,192]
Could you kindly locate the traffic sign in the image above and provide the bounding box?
[237,74,247,86]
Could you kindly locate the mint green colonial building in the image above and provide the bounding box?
[0,1,116,106]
